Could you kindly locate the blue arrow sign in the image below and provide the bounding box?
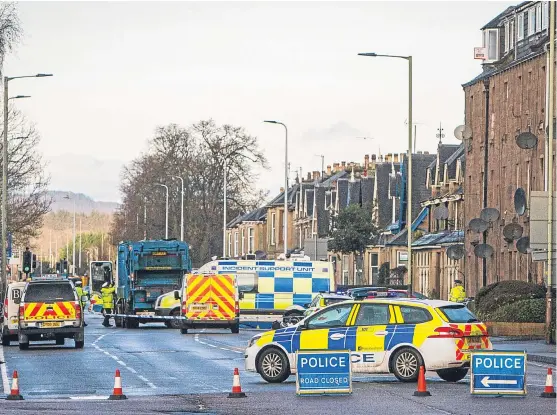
[471,350,526,396]
[296,350,352,396]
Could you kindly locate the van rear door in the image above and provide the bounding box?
[184,274,236,321]
[22,282,78,324]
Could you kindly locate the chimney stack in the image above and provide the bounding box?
[333,163,339,172]
[312,171,320,180]
[393,154,399,163]
[385,154,391,163]
[371,154,377,161]
[280,187,284,193]
[341,161,346,169]
[424,151,429,155]
[327,165,332,175]
[364,155,370,169]
[307,172,311,181]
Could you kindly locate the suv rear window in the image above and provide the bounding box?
[24,283,75,302]
[438,305,479,323]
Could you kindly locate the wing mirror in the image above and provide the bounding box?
[81,295,88,303]
[174,290,181,300]
[239,292,244,300]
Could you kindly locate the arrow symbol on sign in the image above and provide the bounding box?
[480,376,518,388]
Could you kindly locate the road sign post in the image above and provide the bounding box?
[471,351,527,396]
[296,350,352,396]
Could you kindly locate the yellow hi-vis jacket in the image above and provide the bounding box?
[449,285,466,302]
[75,286,86,308]
[101,285,116,309]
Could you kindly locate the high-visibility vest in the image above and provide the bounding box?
[449,285,466,302]
[75,286,86,308]
[101,286,116,309]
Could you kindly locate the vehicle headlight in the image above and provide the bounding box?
[247,335,262,348]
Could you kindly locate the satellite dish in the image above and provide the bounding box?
[503,223,524,240]
[515,132,538,149]
[514,188,527,216]
[254,250,267,260]
[474,244,494,258]
[469,218,489,233]
[454,125,472,141]
[446,244,465,260]
[433,206,449,220]
[480,207,500,223]
[516,236,530,254]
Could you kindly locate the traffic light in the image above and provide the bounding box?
[23,249,32,274]
[63,260,68,273]
[32,254,37,270]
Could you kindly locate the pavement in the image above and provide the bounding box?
[491,337,556,365]
[0,311,554,414]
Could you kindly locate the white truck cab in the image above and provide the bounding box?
[1,281,27,346]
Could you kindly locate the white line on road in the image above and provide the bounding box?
[0,344,9,394]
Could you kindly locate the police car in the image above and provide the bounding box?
[245,298,492,383]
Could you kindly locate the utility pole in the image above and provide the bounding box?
[78,217,82,271]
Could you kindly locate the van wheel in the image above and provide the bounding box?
[167,310,182,329]
[56,337,65,346]
[231,323,240,334]
[75,340,84,349]
[19,342,29,350]
[180,328,188,334]
[437,368,468,382]
[391,347,423,382]
[257,347,290,383]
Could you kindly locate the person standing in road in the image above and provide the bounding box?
[74,280,88,327]
[101,282,116,327]
[449,279,466,303]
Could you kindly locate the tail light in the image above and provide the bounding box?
[428,326,464,338]
[3,298,7,318]
[73,302,82,320]
[19,305,24,321]
[182,301,187,314]
[235,300,239,316]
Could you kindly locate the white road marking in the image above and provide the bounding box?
[0,344,9,394]
[70,395,110,400]
[195,332,245,354]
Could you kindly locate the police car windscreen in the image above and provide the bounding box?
[439,305,479,323]
[25,283,75,302]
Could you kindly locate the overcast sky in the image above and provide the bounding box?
[4,1,514,202]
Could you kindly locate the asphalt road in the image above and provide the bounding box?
[0,311,555,414]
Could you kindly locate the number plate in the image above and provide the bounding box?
[189,304,209,312]
[136,311,155,316]
[467,336,482,347]
[42,322,61,328]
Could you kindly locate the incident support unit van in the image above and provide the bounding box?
[176,273,239,334]
[1,281,27,345]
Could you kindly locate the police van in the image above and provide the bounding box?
[196,259,335,327]
[1,281,26,346]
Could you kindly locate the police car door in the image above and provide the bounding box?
[300,303,355,352]
[350,303,394,372]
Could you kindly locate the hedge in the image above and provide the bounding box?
[489,298,546,323]
[475,281,546,320]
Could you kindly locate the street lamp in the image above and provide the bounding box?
[172,176,184,241]
[264,120,289,256]
[2,73,52,289]
[155,183,169,239]
[63,194,76,276]
[358,52,413,296]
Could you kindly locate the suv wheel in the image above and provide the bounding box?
[257,347,290,383]
[437,368,468,382]
[391,347,423,382]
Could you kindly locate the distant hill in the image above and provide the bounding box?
[48,191,119,214]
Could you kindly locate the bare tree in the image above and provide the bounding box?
[0,2,22,75]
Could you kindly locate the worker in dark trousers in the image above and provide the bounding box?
[101,282,116,327]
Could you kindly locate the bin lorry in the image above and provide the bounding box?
[114,239,191,328]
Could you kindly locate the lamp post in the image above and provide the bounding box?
[155,184,169,239]
[2,73,52,290]
[358,52,413,296]
[63,194,76,275]
[223,158,227,258]
[264,120,289,256]
[172,175,184,241]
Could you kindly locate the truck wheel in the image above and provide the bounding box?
[180,328,188,334]
[231,323,240,334]
[55,337,65,346]
[75,340,84,349]
[127,318,139,329]
[115,316,123,327]
[19,341,29,350]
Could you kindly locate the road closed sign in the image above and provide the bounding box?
[471,350,527,396]
[296,350,352,396]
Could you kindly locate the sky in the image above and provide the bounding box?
[4,0,516,203]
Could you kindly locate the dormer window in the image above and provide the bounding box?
[483,28,499,62]
[528,7,536,37]
[536,3,542,32]
[518,13,525,40]
[504,21,510,53]
[543,1,549,29]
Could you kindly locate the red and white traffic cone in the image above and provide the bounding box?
[413,366,431,397]
[228,368,246,398]
[108,369,127,400]
[6,370,23,400]
[540,367,556,398]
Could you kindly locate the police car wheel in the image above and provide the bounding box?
[391,347,422,382]
[257,348,289,383]
[436,368,468,382]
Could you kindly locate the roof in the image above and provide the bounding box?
[226,206,267,228]
[412,230,464,248]
[386,206,429,246]
[480,5,516,30]
[320,170,348,187]
[267,184,300,207]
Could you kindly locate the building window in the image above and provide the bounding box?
[484,29,499,61]
[271,212,276,245]
[248,228,254,253]
[234,232,239,257]
[504,81,509,100]
[342,255,350,285]
[536,3,542,32]
[518,13,525,40]
[510,19,515,49]
[543,1,549,29]
[504,21,509,52]
[241,229,245,255]
[228,234,231,257]
[370,253,379,284]
[397,251,408,268]
[528,8,536,36]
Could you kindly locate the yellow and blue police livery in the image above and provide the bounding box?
[245,298,492,384]
[197,260,335,313]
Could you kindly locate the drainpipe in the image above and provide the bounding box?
[482,77,490,289]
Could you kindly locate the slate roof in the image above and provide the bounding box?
[444,144,465,179]
[428,144,461,184]
[480,5,516,30]
[226,206,267,228]
[406,152,436,218]
[412,230,464,248]
[267,184,300,207]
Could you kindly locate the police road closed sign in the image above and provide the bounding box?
[471,351,527,396]
[296,350,352,396]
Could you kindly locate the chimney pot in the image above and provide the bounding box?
[385,154,390,162]
[280,187,284,193]
[371,154,377,161]
[341,161,346,168]
[393,154,399,163]
[424,151,429,155]
[307,172,311,180]
[312,171,319,180]
[327,165,332,175]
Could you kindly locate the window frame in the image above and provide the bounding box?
[248,227,254,254]
[518,13,525,40]
[369,253,379,284]
[536,3,542,32]
[271,212,276,245]
[241,229,245,256]
[353,303,391,326]
[528,8,536,37]
[504,21,510,52]
[510,19,515,49]
[543,1,549,29]
[227,233,232,257]
[397,305,433,325]
[305,303,355,330]
[234,232,239,257]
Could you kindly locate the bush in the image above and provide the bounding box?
[475,281,546,320]
[490,298,546,323]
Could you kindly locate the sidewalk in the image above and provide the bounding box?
[491,337,556,365]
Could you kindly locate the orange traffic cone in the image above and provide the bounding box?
[413,366,431,397]
[6,370,23,400]
[108,369,128,400]
[228,368,246,398]
[541,367,556,398]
